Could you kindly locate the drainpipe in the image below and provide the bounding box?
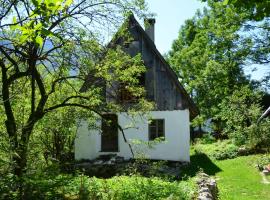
[257,106,270,124]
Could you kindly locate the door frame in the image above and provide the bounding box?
[101,114,119,152]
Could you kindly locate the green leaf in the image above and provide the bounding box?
[35,35,43,47]
[41,28,54,37]
[223,0,230,5]
[65,0,73,7]
[32,0,39,7]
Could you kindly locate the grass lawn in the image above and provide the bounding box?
[181,146,270,200]
[215,155,270,200]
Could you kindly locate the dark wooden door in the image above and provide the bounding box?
[101,114,118,152]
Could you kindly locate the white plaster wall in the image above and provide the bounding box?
[74,120,100,160]
[75,110,190,162]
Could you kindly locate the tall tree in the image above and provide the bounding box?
[204,0,270,91]
[168,3,250,127]
[222,0,270,21]
[0,0,150,176]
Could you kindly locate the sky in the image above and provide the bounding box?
[144,0,269,81]
[145,0,205,54]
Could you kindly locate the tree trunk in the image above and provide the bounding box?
[12,126,34,177]
[13,144,28,177]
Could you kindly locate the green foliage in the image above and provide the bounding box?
[0,0,152,176]
[203,1,270,83]
[203,0,270,21]
[195,133,216,144]
[222,0,270,20]
[0,173,19,199]
[168,0,270,148]
[255,154,270,171]
[218,86,270,149]
[194,140,239,160]
[0,172,195,200]
[168,3,250,123]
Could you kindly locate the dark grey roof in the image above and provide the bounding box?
[127,14,199,119]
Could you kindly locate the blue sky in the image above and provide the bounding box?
[144,0,269,81]
[145,0,205,54]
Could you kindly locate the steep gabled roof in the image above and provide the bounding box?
[81,14,199,119]
[126,14,199,119]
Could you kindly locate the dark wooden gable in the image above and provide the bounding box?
[80,14,199,119]
[123,14,199,119]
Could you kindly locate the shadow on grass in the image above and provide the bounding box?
[180,152,222,179]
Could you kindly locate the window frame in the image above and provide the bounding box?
[148,119,165,141]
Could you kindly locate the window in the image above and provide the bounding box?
[118,84,134,102]
[118,73,145,103]
[149,119,165,141]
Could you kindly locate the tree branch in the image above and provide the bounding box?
[0,59,17,140]
[0,0,16,21]
[7,70,31,85]
[48,76,81,95]
[44,103,97,113]
[0,46,19,71]
[33,67,48,115]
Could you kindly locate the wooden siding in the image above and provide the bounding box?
[123,27,188,111]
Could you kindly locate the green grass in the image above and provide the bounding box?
[215,155,270,200]
[183,144,270,200]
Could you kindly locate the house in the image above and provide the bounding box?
[75,14,199,162]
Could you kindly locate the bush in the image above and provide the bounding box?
[62,174,195,200]
[195,133,216,144]
[218,86,270,149]
[0,173,195,200]
[0,173,19,199]
[212,143,238,160]
[254,154,270,171]
[194,140,239,160]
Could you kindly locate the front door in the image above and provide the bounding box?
[101,114,118,152]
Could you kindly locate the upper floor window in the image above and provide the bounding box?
[149,119,165,141]
[118,72,145,103]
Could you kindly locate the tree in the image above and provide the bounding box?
[202,0,270,20]
[204,0,270,90]
[35,107,78,165]
[168,3,250,126]
[222,0,270,21]
[0,0,150,177]
[218,86,270,149]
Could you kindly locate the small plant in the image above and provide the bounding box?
[255,154,270,171]
[195,133,216,144]
[79,172,90,200]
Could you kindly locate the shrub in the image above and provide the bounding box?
[0,172,195,199]
[194,140,239,160]
[254,154,270,171]
[211,143,238,160]
[64,175,194,200]
[195,133,216,144]
[218,86,270,149]
[0,173,19,199]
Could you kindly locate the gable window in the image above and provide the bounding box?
[118,83,134,102]
[149,119,165,140]
[118,72,145,103]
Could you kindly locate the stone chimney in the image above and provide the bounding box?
[144,18,155,42]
